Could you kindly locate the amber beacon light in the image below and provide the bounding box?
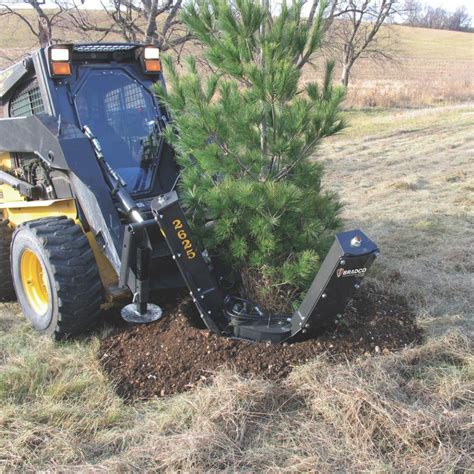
[49,46,72,77]
[143,46,161,73]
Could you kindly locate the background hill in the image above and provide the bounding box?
[0,14,473,107]
[337,25,474,106]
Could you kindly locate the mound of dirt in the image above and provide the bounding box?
[99,286,422,400]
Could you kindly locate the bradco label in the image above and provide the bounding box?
[336,267,367,278]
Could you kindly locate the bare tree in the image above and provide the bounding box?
[402,0,422,25]
[0,0,68,47]
[0,0,190,58]
[447,6,471,31]
[402,1,471,31]
[66,0,190,52]
[327,0,398,87]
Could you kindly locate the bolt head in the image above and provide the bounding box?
[340,259,346,265]
[321,293,327,299]
[351,235,362,247]
[354,284,360,289]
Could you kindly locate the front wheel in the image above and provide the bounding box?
[11,216,103,339]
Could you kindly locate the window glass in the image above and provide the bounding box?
[10,81,45,117]
[75,70,161,194]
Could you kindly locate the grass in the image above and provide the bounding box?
[320,103,473,335]
[1,104,473,471]
[336,102,474,139]
[396,25,474,60]
[1,320,472,470]
[330,24,473,108]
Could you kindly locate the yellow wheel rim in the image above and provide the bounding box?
[20,249,49,315]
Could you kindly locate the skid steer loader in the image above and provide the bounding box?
[0,43,379,342]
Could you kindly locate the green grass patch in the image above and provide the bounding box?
[334,104,474,140]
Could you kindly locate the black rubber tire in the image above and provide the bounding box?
[11,216,103,339]
[0,219,15,301]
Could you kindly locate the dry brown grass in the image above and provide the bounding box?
[321,103,473,338]
[84,334,469,471]
[1,104,473,471]
[2,327,471,471]
[309,24,474,108]
[343,76,473,108]
[286,333,473,471]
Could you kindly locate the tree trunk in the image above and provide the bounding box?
[145,0,159,44]
[341,62,351,87]
[340,42,353,87]
[38,17,51,48]
[259,0,270,158]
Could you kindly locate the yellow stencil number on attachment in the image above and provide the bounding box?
[172,219,196,260]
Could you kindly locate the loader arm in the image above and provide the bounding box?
[151,191,379,343]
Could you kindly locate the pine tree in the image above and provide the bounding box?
[157,0,346,313]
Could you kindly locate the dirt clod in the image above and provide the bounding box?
[99,285,422,400]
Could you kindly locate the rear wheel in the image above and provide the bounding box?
[11,216,103,339]
[0,219,15,300]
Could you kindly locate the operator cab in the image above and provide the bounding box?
[42,44,183,293]
[49,43,178,205]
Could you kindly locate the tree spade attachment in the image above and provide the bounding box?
[151,191,379,343]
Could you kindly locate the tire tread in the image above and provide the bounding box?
[0,219,15,300]
[14,217,102,338]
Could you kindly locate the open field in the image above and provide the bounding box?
[323,104,473,336]
[321,24,474,107]
[0,13,473,107]
[340,25,474,107]
[1,104,473,471]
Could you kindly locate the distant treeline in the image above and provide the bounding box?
[402,0,472,32]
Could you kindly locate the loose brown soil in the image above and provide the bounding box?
[99,285,422,400]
